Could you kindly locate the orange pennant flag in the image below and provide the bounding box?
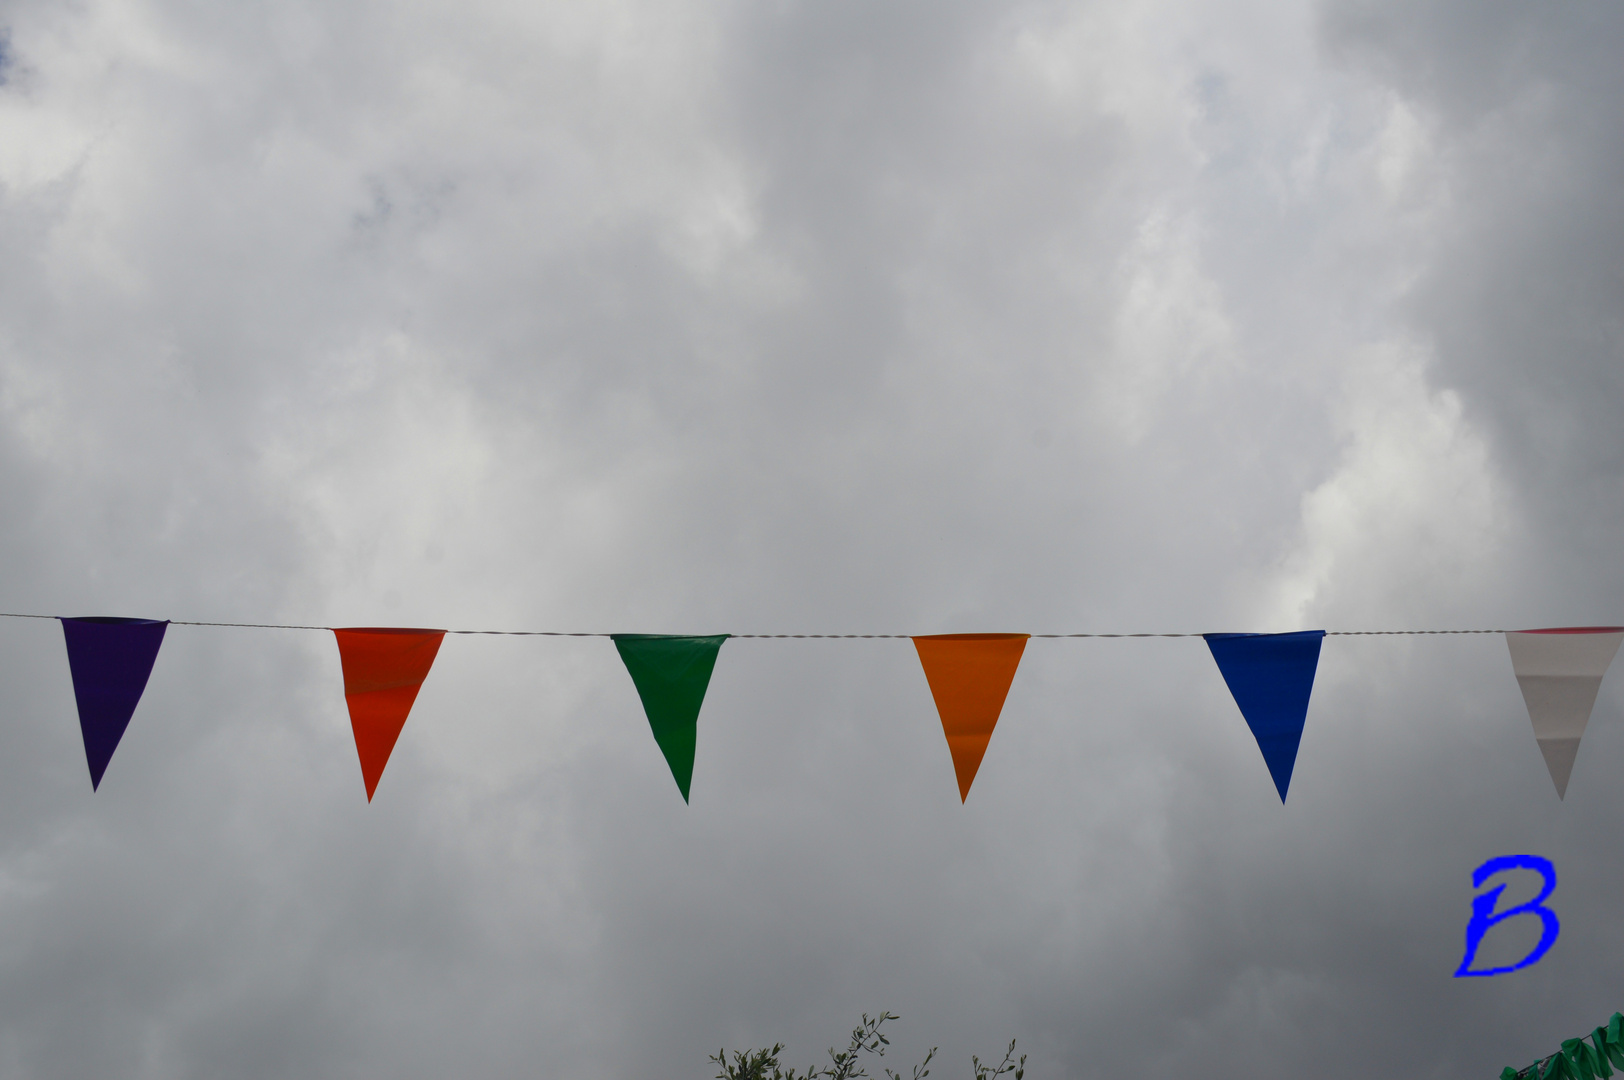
[912,633,1030,802]
[333,627,446,801]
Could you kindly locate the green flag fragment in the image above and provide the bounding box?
[611,634,728,803]
[1505,1014,1624,1080]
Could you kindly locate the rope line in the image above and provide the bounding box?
[0,612,1516,637]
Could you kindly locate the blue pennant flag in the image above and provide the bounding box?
[1204,630,1325,802]
[60,617,169,790]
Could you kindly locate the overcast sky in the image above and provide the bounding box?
[2,1,1623,1076]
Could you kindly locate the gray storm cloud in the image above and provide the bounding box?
[0,0,1621,1077]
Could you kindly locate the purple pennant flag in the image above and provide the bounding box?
[59,617,168,790]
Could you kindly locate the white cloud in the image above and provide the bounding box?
[1263,341,1506,629]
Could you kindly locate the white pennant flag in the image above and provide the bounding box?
[1506,627,1624,798]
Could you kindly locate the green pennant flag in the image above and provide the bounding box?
[612,634,728,802]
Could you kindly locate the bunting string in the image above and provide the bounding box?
[0,610,1612,803]
[0,613,1518,636]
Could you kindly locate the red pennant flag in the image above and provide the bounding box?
[333,628,445,801]
[912,633,1030,802]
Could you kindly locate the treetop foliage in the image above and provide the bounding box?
[709,1011,1024,1080]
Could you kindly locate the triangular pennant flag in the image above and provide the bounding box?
[333,627,445,801]
[1204,630,1325,803]
[1505,627,1624,798]
[912,633,1029,802]
[611,634,728,803]
[59,616,169,790]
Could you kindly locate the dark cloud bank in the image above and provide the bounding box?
[0,1,1621,1076]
